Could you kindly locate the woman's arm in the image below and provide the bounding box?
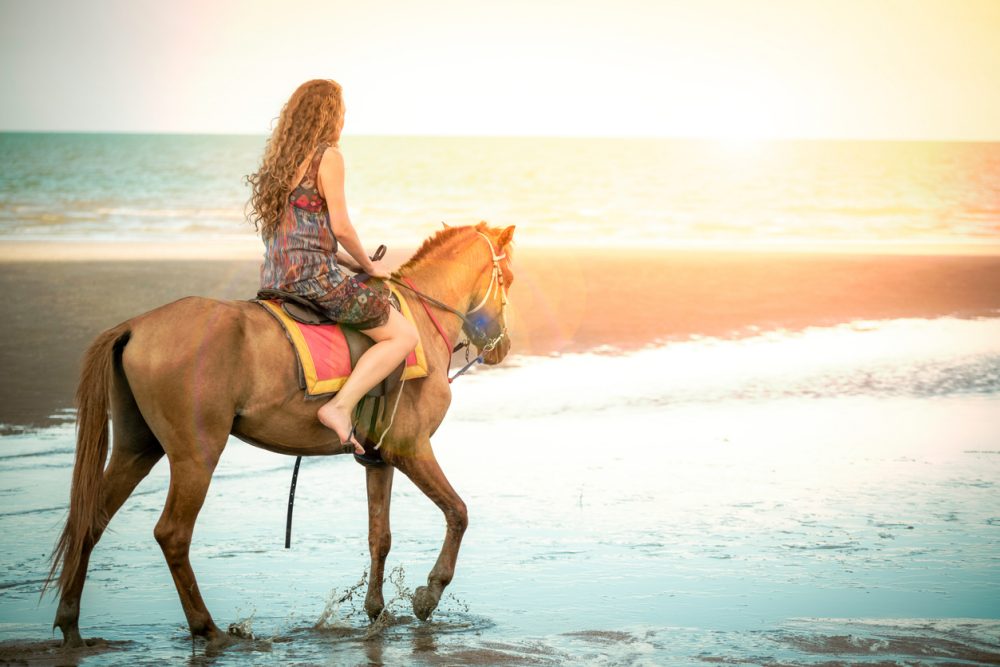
[316,146,386,276]
[334,250,362,272]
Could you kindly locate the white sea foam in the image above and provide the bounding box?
[450,315,1000,421]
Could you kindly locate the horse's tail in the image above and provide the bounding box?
[43,323,131,598]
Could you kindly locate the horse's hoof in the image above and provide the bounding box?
[412,586,438,621]
[59,627,85,649]
[205,631,237,655]
[365,595,385,622]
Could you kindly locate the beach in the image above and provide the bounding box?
[2,245,999,430]
[1,246,999,663]
[5,0,1000,658]
[1,133,999,664]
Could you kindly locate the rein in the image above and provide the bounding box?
[389,231,509,383]
[397,276,455,352]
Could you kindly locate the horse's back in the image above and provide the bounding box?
[121,297,290,424]
[125,296,257,369]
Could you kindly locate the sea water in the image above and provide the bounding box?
[0,316,998,664]
[1,133,998,250]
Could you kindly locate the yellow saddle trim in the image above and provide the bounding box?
[260,281,428,396]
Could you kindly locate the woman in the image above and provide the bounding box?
[246,79,418,455]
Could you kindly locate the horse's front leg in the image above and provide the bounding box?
[392,440,467,621]
[364,463,394,620]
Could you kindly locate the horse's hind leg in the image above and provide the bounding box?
[391,440,468,621]
[55,385,163,646]
[154,449,226,644]
[364,464,395,620]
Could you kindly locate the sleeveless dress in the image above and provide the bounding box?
[259,142,391,329]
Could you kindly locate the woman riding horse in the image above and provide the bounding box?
[247,79,419,455]
[44,81,516,649]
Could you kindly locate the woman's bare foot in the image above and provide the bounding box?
[317,402,364,455]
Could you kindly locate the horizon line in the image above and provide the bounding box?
[1,129,999,145]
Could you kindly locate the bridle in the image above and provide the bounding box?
[389,231,510,381]
[463,231,510,354]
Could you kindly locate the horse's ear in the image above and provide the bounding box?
[498,225,516,248]
[441,221,450,229]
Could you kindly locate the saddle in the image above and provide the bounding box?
[255,286,405,398]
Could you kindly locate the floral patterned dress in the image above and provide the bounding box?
[259,142,391,329]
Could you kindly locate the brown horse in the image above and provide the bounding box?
[45,222,516,648]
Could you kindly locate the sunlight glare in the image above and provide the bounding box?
[696,77,789,141]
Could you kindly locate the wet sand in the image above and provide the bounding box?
[1,244,999,429]
[1,281,999,663]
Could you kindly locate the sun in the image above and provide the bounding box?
[704,78,789,141]
[663,72,792,141]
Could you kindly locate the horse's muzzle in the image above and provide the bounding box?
[481,336,510,365]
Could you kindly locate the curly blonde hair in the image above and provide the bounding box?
[245,79,345,238]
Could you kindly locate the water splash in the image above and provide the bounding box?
[385,564,414,608]
[314,570,369,630]
[226,605,257,640]
[364,565,414,639]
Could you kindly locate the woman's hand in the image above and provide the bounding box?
[366,261,392,279]
[337,250,390,278]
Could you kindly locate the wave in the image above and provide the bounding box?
[450,315,1000,420]
[2,134,1000,246]
[2,316,998,449]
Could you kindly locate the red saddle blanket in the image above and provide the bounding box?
[257,284,428,396]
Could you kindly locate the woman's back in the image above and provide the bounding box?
[260,142,338,289]
[247,77,416,456]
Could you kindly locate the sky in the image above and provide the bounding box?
[1,0,998,140]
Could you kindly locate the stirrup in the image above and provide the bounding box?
[353,431,385,467]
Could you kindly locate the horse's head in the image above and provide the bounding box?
[464,222,516,365]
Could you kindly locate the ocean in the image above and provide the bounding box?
[1,132,998,249]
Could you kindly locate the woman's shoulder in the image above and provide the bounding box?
[316,143,345,175]
[318,143,343,161]
[313,143,345,201]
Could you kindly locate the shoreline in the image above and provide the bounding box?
[2,247,1000,430]
[2,238,1000,262]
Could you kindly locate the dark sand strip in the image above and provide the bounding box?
[2,248,999,430]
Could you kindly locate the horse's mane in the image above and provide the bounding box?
[397,223,487,273]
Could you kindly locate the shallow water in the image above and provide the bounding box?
[1,316,999,664]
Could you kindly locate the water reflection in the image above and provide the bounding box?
[0,316,998,664]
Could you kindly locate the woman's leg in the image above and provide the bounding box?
[317,308,418,453]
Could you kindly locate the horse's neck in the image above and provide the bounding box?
[398,237,481,351]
